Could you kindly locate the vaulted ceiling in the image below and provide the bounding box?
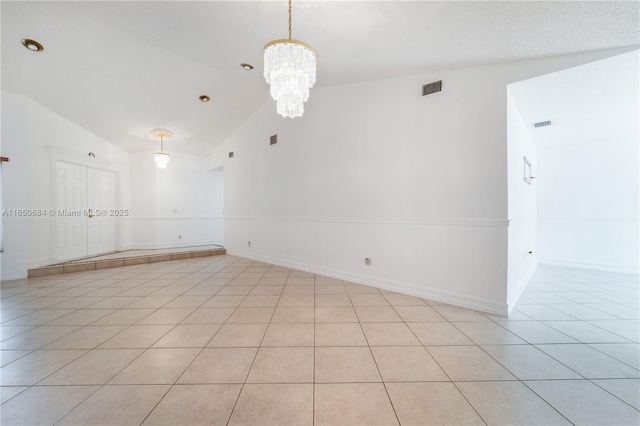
[2,1,638,155]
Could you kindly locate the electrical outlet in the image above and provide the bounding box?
[248,241,251,248]
[523,251,534,260]
[364,258,371,266]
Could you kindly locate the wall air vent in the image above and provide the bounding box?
[228,152,234,158]
[270,134,278,145]
[422,80,442,96]
[533,120,552,128]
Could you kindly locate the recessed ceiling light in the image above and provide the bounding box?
[241,63,254,71]
[199,95,211,102]
[21,38,44,52]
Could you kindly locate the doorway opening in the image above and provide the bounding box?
[507,50,639,312]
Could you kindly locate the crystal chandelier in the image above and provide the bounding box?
[263,0,318,118]
[150,129,172,169]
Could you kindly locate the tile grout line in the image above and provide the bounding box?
[586,378,640,412]
[1,259,638,424]
[224,262,283,426]
[11,256,231,422]
[312,272,316,426]
[348,283,403,426]
[381,293,494,425]
[48,257,233,423]
[135,255,253,425]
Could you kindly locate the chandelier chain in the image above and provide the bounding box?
[288,0,292,39]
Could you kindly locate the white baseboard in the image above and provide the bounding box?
[540,260,639,275]
[227,249,508,316]
[1,269,26,281]
[507,260,538,314]
[1,257,54,281]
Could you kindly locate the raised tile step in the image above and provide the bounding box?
[27,248,226,278]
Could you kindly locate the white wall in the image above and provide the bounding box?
[1,92,225,280]
[127,151,158,248]
[506,91,538,312]
[1,91,130,279]
[510,51,639,275]
[211,48,632,315]
[126,151,224,249]
[538,136,639,273]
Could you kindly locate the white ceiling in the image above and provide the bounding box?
[510,50,639,147]
[2,1,639,155]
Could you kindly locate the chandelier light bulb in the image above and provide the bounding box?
[154,152,170,169]
[150,128,172,169]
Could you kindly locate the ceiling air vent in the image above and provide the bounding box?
[533,120,552,128]
[422,80,442,96]
[270,134,278,145]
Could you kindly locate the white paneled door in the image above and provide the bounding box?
[55,162,88,260]
[55,161,116,261]
[87,168,116,256]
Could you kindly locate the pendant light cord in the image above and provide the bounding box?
[288,0,292,39]
[160,134,164,153]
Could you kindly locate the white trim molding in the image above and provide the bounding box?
[227,249,508,316]
[539,217,639,222]
[225,216,508,228]
[126,216,224,221]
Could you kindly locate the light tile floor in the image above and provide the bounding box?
[1,256,638,425]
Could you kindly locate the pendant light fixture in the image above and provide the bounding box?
[262,0,318,118]
[150,129,172,169]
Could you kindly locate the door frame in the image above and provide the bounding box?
[48,147,124,263]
